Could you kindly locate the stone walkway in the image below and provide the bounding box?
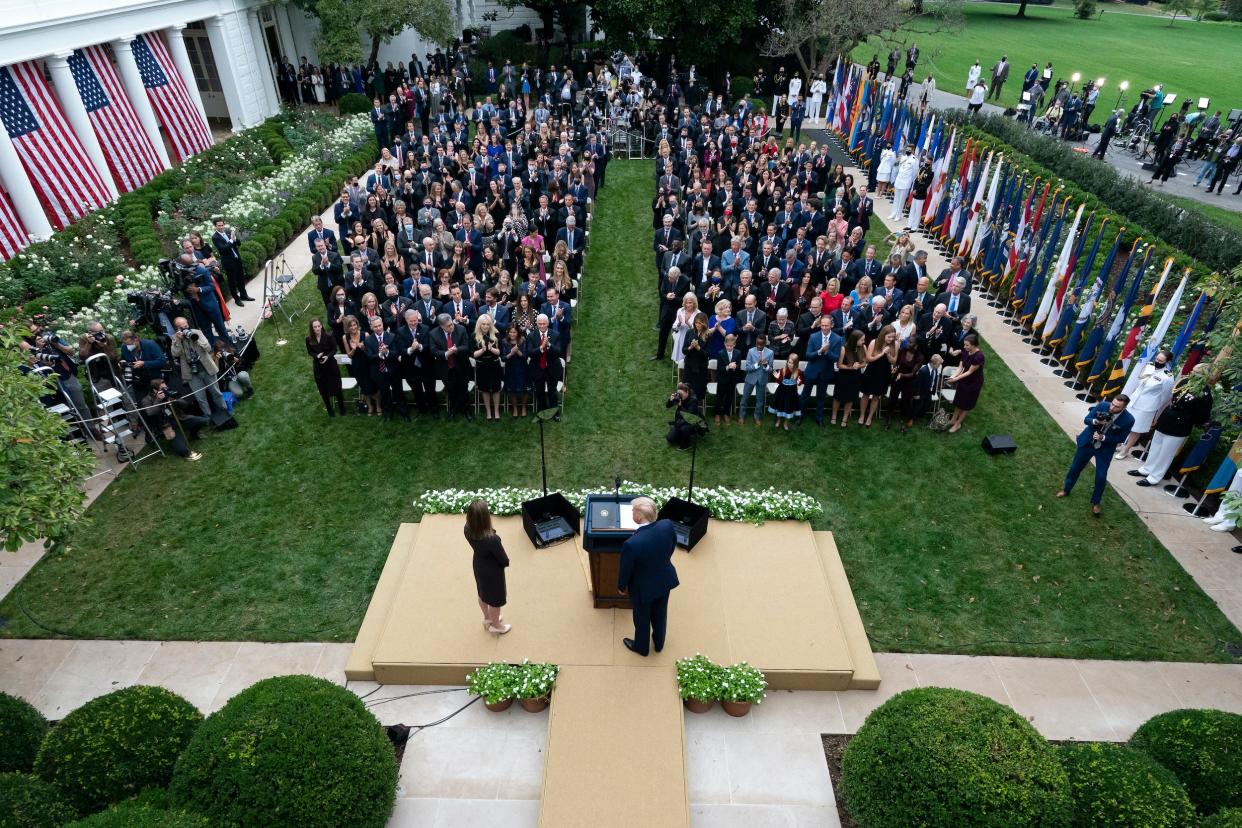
[806,125,1242,633]
[3,635,1240,828]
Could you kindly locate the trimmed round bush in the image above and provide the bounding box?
[0,773,78,828]
[339,92,370,115]
[35,686,202,814]
[841,687,1071,828]
[0,693,48,773]
[1129,709,1242,816]
[1204,809,1242,828]
[1060,742,1195,827]
[170,675,397,828]
[65,799,208,828]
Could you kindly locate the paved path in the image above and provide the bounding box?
[805,125,1242,634]
[3,635,1240,827]
[863,67,1242,212]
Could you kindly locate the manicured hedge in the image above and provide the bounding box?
[0,772,78,828]
[940,111,1241,275]
[34,686,202,814]
[1129,709,1242,816]
[841,687,1072,827]
[1060,742,1195,827]
[65,800,208,828]
[1204,808,1242,828]
[339,92,371,116]
[170,675,397,828]
[0,693,47,774]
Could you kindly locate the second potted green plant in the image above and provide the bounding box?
[515,660,559,712]
[719,662,767,717]
[466,662,519,712]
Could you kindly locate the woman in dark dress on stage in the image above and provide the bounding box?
[465,499,511,635]
[946,334,985,434]
[306,319,345,417]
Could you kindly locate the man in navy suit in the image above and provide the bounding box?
[306,216,337,254]
[618,497,680,657]
[541,286,572,353]
[1057,396,1134,516]
[801,315,843,426]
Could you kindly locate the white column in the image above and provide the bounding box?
[111,37,172,169]
[204,16,250,132]
[0,121,55,240]
[246,7,281,117]
[162,25,211,130]
[45,52,119,200]
[273,2,299,65]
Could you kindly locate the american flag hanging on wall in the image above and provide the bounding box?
[0,187,30,260]
[0,61,112,230]
[131,32,212,162]
[69,46,164,192]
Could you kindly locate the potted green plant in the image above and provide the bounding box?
[466,662,519,712]
[719,662,767,717]
[675,654,721,713]
[515,660,559,712]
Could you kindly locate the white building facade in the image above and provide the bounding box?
[0,0,537,255]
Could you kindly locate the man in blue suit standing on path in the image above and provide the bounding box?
[618,497,680,657]
[1057,395,1134,517]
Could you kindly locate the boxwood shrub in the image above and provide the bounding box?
[840,687,1071,828]
[170,675,397,828]
[0,772,78,828]
[0,693,47,773]
[1129,709,1242,816]
[65,800,208,828]
[1204,809,1242,828]
[1060,742,1195,827]
[34,686,202,814]
[339,92,371,115]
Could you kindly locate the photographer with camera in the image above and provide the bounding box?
[172,253,232,347]
[119,330,167,398]
[665,381,704,451]
[140,378,207,462]
[21,323,101,440]
[1057,395,1133,517]
[170,317,236,429]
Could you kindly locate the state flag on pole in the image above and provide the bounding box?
[0,61,112,230]
[131,32,212,162]
[69,46,165,192]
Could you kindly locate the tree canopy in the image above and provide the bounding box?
[590,0,762,66]
[294,0,456,66]
[0,326,94,552]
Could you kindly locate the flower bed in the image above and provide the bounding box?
[415,483,821,525]
[1,111,375,337]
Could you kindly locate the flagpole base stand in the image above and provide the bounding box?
[1074,391,1096,403]
[1183,501,1207,516]
[1163,484,1188,498]
[1039,357,1060,367]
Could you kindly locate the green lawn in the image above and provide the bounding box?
[1162,194,1242,235]
[1,160,1238,663]
[853,3,1242,115]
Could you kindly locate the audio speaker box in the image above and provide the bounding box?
[982,434,1018,455]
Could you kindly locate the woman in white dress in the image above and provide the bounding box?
[1114,354,1173,459]
[312,70,326,104]
[671,292,700,363]
[875,143,897,197]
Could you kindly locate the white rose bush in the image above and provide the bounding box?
[416,482,820,525]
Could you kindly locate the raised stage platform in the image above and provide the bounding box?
[346,514,878,690]
[346,514,877,827]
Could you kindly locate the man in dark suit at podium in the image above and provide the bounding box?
[617,497,680,657]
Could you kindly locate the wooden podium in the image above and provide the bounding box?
[582,493,637,609]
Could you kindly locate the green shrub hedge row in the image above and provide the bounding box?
[0,772,78,828]
[842,688,1242,827]
[939,111,1242,275]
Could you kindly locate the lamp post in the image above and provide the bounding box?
[1115,80,1129,112]
[1071,72,1081,94]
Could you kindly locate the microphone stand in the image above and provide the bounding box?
[681,412,705,502]
[535,407,558,496]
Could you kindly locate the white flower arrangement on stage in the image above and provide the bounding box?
[415,482,821,525]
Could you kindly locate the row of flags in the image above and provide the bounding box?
[0,31,211,258]
[818,63,1221,406]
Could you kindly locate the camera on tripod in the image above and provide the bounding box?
[158,257,198,293]
[126,288,185,329]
